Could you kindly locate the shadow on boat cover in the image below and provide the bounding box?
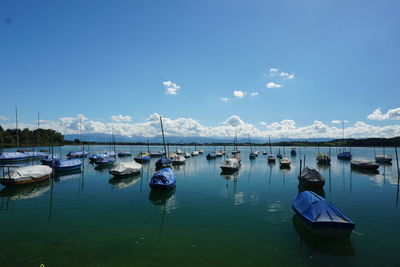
[292,215,355,256]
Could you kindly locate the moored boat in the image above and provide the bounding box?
[41,154,61,165]
[351,160,379,170]
[94,156,116,167]
[171,154,186,165]
[292,191,355,237]
[54,159,82,171]
[149,167,176,189]
[134,152,150,163]
[298,167,325,188]
[220,158,240,174]
[150,151,164,158]
[291,148,297,156]
[0,152,30,163]
[375,154,392,163]
[109,161,142,177]
[337,151,352,160]
[206,152,217,160]
[280,157,291,168]
[316,153,331,164]
[0,165,52,187]
[67,150,89,159]
[155,157,172,169]
[117,151,132,157]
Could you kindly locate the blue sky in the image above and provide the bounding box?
[0,0,399,138]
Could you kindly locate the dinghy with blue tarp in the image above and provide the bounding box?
[292,191,355,238]
[23,151,47,159]
[149,168,176,189]
[206,152,217,160]
[94,156,115,166]
[41,154,61,165]
[337,151,352,160]
[67,151,89,159]
[155,157,172,169]
[89,153,107,162]
[54,159,82,171]
[0,152,30,162]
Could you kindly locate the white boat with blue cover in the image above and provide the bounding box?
[23,151,47,159]
[54,159,82,171]
[292,191,355,238]
[41,154,61,165]
[67,150,89,159]
[94,156,116,166]
[0,152,30,162]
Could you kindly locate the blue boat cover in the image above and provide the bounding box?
[23,151,48,158]
[41,154,61,164]
[149,168,176,188]
[338,152,352,158]
[0,152,30,161]
[89,153,107,160]
[292,191,354,229]
[55,159,82,168]
[67,151,89,157]
[156,157,172,167]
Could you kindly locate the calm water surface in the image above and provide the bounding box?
[0,145,399,266]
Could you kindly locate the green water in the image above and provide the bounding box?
[0,146,399,266]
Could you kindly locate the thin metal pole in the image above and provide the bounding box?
[160,116,168,157]
[15,106,19,149]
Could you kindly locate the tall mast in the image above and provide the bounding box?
[37,112,40,148]
[160,116,168,157]
[248,134,253,151]
[269,135,272,154]
[15,106,19,149]
[79,117,82,150]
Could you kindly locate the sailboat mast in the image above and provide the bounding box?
[248,134,253,151]
[269,135,272,154]
[37,112,40,149]
[160,116,168,157]
[15,106,19,149]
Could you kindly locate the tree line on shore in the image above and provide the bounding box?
[0,125,64,148]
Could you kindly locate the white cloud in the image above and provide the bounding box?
[223,115,244,127]
[269,68,279,76]
[233,90,246,98]
[280,72,295,79]
[331,120,349,124]
[110,114,132,123]
[0,116,9,121]
[266,82,283,89]
[250,92,259,97]
[163,81,181,95]
[220,97,229,102]
[367,107,400,120]
[2,113,400,140]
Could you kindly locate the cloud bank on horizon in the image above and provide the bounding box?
[2,109,400,140]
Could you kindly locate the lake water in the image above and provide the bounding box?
[0,145,399,266]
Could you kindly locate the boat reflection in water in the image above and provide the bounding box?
[292,215,355,256]
[220,171,239,181]
[351,168,379,176]
[53,169,82,183]
[149,187,176,207]
[0,180,51,201]
[109,173,142,190]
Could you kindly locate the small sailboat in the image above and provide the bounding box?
[41,154,61,165]
[150,151,164,157]
[206,152,217,160]
[109,161,142,177]
[54,159,83,171]
[298,167,325,188]
[277,148,283,159]
[267,136,276,163]
[280,157,291,168]
[171,154,186,165]
[0,152,30,163]
[94,155,116,167]
[198,149,204,154]
[117,151,132,157]
[67,150,89,159]
[316,153,331,164]
[183,152,191,158]
[374,146,392,163]
[149,167,176,189]
[89,153,107,162]
[337,151,352,160]
[220,158,240,174]
[248,134,257,159]
[290,148,297,156]
[134,152,151,163]
[191,150,199,156]
[292,191,355,237]
[0,165,52,187]
[155,157,172,170]
[350,160,379,170]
